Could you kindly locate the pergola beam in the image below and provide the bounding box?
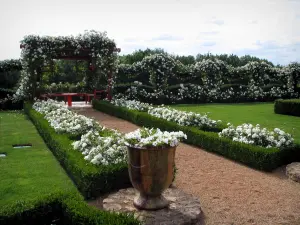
[20,44,121,53]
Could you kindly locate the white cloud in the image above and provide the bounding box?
[0,0,299,65]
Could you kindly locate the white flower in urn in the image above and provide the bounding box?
[124,127,187,148]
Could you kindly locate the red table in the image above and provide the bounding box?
[45,93,87,107]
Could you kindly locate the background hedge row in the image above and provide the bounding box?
[24,103,131,199]
[93,100,300,171]
[0,88,23,110]
[274,99,300,117]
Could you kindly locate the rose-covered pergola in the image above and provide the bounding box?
[17,30,120,101]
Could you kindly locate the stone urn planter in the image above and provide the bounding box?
[124,128,187,210]
[127,145,176,210]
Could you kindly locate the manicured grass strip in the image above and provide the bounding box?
[0,111,140,225]
[172,102,300,144]
[93,100,300,171]
[0,111,75,207]
[274,99,300,118]
[24,103,131,198]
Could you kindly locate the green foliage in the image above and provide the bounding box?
[0,59,22,73]
[119,48,166,64]
[120,50,274,67]
[195,53,274,67]
[93,100,300,171]
[42,60,87,87]
[274,99,300,117]
[24,103,131,198]
[0,59,21,89]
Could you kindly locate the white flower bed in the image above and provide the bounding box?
[33,99,100,136]
[110,97,221,129]
[72,130,127,165]
[125,128,187,148]
[219,123,294,149]
[148,106,222,128]
[33,99,128,166]
[110,97,151,111]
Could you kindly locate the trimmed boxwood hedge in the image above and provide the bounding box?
[0,191,140,225]
[24,103,132,199]
[274,99,300,117]
[93,100,300,171]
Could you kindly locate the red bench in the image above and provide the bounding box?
[42,93,86,107]
[41,90,108,107]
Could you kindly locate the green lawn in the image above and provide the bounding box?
[0,111,76,207]
[172,102,300,144]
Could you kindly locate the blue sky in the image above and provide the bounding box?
[0,0,299,65]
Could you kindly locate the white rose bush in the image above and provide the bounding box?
[109,97,222,130]
[148,106,222,129]
[219,123,294,149]
[72,130,127,165]
[110,97,151,111]
[33,99,100,136]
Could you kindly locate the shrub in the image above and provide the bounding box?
[274,99,300,117]
[93,100,300,171]
[24,103,131,198]
[219,123,294,149]
[0,88,23,110]
[0,191,140,225]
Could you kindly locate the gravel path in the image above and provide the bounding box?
[77,108,300,225]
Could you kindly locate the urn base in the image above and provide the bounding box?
[133,193,169,210]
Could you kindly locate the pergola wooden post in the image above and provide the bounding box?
[107,70,113,101]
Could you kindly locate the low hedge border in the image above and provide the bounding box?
[274,99,300,117]
[93,100,300,171]
[24,103,132,199]
[0,190,140,225]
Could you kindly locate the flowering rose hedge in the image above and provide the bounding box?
[115,55,300,104]
[93,99,300,171]
[274,99,300,117]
